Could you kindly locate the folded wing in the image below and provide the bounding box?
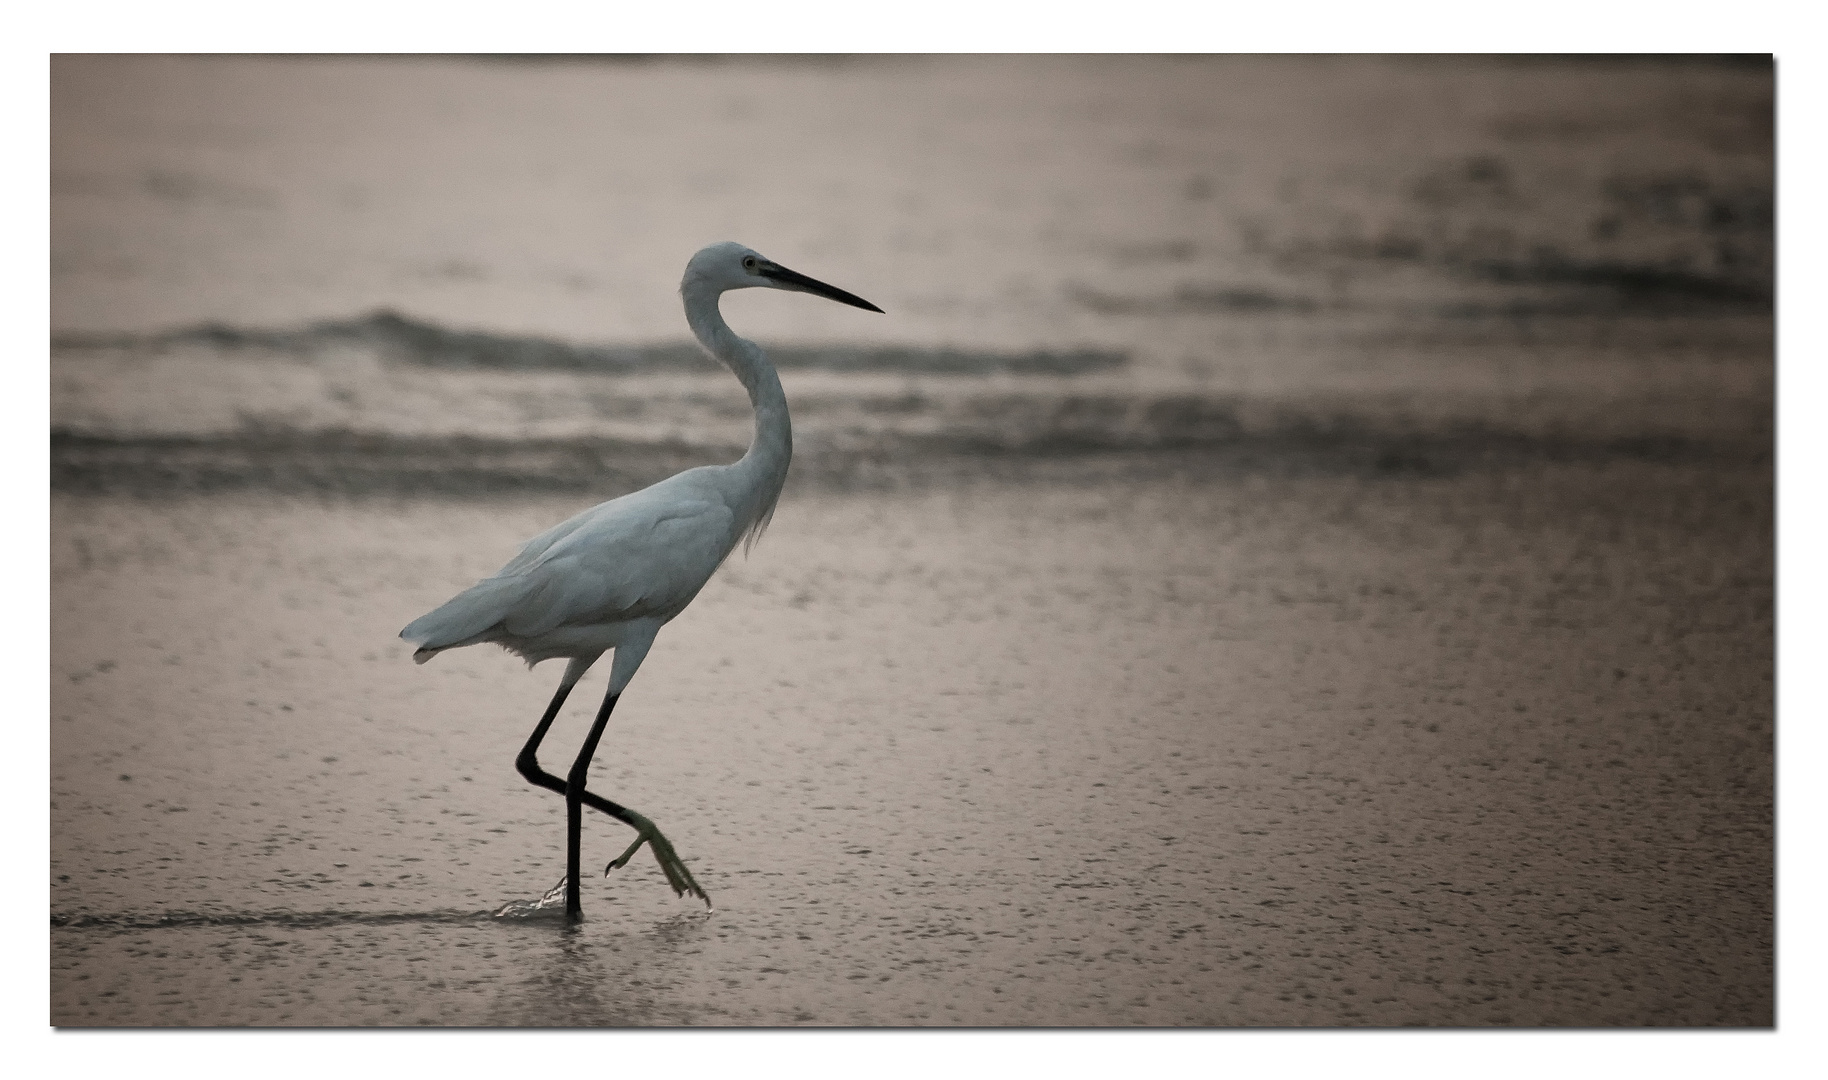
[401,489,736,660]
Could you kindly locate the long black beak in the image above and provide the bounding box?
[759,261,884,313]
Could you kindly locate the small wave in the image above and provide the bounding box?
[49,414,1752,497]
[52,309,1128,376]
[1458,258,1771,308]
[49,429,733,496]
[1069,285,1321,316]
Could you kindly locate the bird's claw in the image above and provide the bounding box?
[604,826,712,909]
[604,833,647,874]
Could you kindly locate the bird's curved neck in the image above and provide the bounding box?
[682,282,792,506]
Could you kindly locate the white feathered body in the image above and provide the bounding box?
[401,462,775,671]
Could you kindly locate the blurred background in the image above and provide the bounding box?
[50,55,1773,1028]
[51,54,1771,491]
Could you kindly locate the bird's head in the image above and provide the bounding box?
[683,242,883,313]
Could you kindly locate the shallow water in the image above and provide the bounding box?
[51,459,1771,1026]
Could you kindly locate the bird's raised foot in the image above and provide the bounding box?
[605,826,712,909]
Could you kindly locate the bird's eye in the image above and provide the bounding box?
[742,257,757,271]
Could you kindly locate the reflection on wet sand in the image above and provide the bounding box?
[486,923,702,1028]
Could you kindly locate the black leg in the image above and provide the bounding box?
[515,679,712,916]
[565,691,621,917]
[517,683,643,833]
[514,680,574,793]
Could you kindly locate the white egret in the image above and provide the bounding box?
[400,242,882,918]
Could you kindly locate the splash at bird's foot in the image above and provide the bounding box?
[491,876,570,919]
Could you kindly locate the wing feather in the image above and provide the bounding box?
[401,482,737,655]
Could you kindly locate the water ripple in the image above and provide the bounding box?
[52,909,511,931]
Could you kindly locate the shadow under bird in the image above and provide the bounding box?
[400,242,883,919]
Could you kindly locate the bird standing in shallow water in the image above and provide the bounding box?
[400,242,882,919]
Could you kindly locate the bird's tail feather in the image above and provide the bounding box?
[400,574,530,654]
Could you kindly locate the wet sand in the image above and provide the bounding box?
[50,453,1772,1026]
